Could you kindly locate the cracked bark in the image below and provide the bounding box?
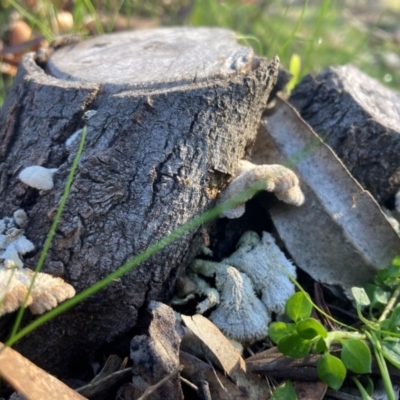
[289,64,400,207]
[0,28,278,377]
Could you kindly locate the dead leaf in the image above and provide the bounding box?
[181,314,270,400]
[0,342,86,400]
[252,95,400,297]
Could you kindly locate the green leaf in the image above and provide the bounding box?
[296,318,327,340]
[380,319,392,331]
[285,292,313,322]
[278,333,312,358]
[352,376,374,400]
[359,375,374,396]
[269,322,296,344]
[392,255,400,268]
[374,262,400,287]
[365,284,390,309]
[352,287,371,308]
[317,353,346,390]
[314,337,328,353]
[270,380,298,400]
[381,339,400,369]
[341,339,371,374]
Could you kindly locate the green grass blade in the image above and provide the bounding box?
[81,0,104,35]
[278,0,309,58]
[6,0,53,41]
[302,0,331,74]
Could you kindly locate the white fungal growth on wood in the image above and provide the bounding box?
[210,266,271,342]
[217,160,304,219]
[65,128,83,147]
[83,109,97,120]
[225,231,297,315]
[0,211,75,316]
[188,231,297,342]
[13,209,29,228]
[1,244,24,269]
[0,213,34,269]
[27,270,76,314]
[18,166,58,191]
[190,273,220,314]
[0,268,75,316]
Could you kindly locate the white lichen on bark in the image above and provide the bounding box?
[217,160,304,219]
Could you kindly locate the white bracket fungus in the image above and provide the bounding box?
[83,109,97,121]
[18,166,58,191]
[0,212,34,269]
[185,231,296,342]
[13,209,29,229]
[0,210,75,316]
[218,160,304,219]
[0,268,75,316]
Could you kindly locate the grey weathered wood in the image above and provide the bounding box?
[252,97,400,296]
[47,28,255,93]
[0,28,278,376]
[289,64,400,206]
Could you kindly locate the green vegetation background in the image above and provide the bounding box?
[1,0,400,104]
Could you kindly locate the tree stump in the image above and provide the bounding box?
[0,27,279,376]
[289,65,400,207]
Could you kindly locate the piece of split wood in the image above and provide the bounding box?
[252,95,400,297]
[181,314,270,400]
[0,342,86,400]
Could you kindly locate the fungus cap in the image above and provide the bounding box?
[18,166,58,190]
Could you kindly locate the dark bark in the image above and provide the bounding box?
[0,28,278,377]
[289,64,400,206]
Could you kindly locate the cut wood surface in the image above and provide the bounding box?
[0,27,279,376]
[47,28,255,92]
[289,64,400,206]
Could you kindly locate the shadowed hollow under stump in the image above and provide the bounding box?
[0,27,279,377]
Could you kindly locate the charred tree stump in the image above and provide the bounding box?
[289,64,400,207]
[0,27,278,376]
